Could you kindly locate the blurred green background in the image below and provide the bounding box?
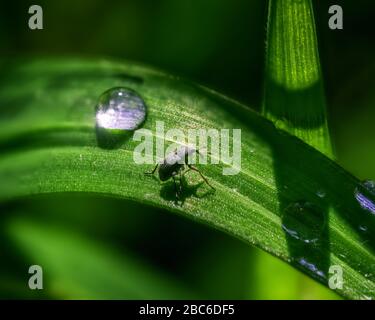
[0,0,374,299]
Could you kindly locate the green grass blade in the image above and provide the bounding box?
[263,0,333,157]
[6,219,194,299]
[261,0,337,298]
[0,58,374,299]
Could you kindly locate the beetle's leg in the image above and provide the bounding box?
[178,170,183,195]
[144,164,158,175]
[172,176,181,199]
[187,165,215,190]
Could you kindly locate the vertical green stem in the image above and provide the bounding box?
[263,0,333,158]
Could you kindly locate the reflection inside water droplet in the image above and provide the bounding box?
[96,87,147,131]
[354,180,375,215]
[282,201,326,244]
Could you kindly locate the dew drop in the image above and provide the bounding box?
[297,258,326,279]
[282,201,326,244]
[354,180,375,215]
[96,87,147,131]
[316,189,326,198]
[359,225,368,233]
[274,118,287,131]
[338,253,346,260]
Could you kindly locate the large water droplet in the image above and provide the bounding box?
[282,201,326,244]
[96,87,147,131]
[354,180,375,215]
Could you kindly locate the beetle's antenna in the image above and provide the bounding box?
[195,148,217,166]
[195,148,212,156]
[187,164,215,191]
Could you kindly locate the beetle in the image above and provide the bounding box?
[145,145,215,199]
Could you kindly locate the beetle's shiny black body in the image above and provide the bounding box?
[145,146,215,199]
[158,161,184,181]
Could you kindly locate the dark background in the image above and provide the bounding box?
[0,0,374,299]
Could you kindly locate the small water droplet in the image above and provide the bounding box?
[96,87,147,131]
[359,225,368,233]
[282,201,326,244]
[354,180,375,215]
[297,258,326,279]
[338,253,346,260]
[316,189,326,198]
[274,118,288,131]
